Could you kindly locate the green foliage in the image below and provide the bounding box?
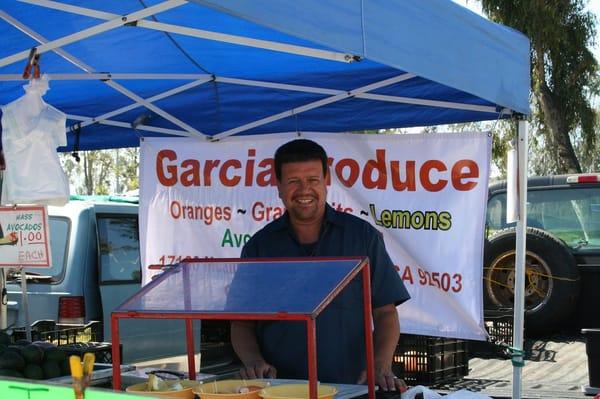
[60,148,139,195]
[479,0,599,173]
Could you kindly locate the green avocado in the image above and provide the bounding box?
[23,363,44,380]
[44,347,66,363]
[21,344,44,364]
[42,360,62,379]
[0,351,26,370]
[60,357,71,376]
[5,345,22,354]
[0,368,24,378]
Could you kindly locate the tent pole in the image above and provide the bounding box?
[0,10,206,138]
[20,0,357,63]
[0,268,6,330]
[512,118,528,399]
[214,73,416,139]
[0,0,186,68]
[67,114,192,137]
[74,78,212,130]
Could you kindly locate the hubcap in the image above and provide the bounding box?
[485,250,553,313]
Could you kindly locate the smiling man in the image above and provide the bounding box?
[231,139,410,391]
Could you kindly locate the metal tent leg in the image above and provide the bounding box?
[512,118,528,399]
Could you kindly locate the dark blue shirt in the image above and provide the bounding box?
[241,204,410,384]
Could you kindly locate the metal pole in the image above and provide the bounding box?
[111,314,121,390]
[306,318,318,399]
[19,267,31,341]
[512,118,528,399]
[185,318,196,381]
[361,264,376,399]
[0,268,6,330]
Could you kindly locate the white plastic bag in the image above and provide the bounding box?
[1,75,70,206]
[401,386,492,399]
[445,390,492,399]
[402,385,443,399]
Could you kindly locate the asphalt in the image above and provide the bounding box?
[436,334,593,398]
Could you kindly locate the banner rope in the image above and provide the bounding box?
[483,267,580,282]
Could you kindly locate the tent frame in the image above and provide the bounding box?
[0,0,512,140]
[0,1,530,398]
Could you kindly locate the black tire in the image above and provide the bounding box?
[483,227,580,335]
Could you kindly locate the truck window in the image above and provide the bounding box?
[486,187,600,249]
[20,216,69,282]
[97,215,141,284]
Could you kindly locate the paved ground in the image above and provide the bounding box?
[129,333,594,398]
[437,334,593,398]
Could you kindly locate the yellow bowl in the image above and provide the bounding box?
[259,384,337,399]
[194,379,270,399]
[125,379,199,399]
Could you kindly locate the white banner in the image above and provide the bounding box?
[140,132,491,340]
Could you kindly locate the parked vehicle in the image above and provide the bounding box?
[4,196,234,368]
[484,174,600,334]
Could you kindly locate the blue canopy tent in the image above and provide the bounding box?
[0,0,529,149]
[0,1,531,397]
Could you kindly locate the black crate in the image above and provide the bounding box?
[469,308,513,358]
[12,320,102,345]
[392,334,469,386]
[485,308,513,347]
[58,342,121,364]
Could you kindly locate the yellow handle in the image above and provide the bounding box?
[83,353,95,376]
[70,355,83,379]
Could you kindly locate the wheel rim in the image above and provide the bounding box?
[485,250,553,313]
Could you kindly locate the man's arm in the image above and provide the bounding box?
[357,304,406,392]
[230,320,277,379]
[373,304,400,383]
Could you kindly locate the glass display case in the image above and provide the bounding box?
[110,257,376,399]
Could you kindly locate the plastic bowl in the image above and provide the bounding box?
[259,384,337,399]
[194,379,270,399]
[125,379,199,399]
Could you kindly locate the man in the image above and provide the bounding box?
[231,139,410,391]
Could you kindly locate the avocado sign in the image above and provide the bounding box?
[0,206,51,267]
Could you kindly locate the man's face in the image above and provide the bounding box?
[277,160,327,225]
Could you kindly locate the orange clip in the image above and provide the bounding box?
[22,47,41,80]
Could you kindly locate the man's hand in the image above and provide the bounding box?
[357,369,407,393]
[239,360,277,379]
[356,304,408,392]
[232,321,276,379]
[231,320,277,379]
[0,232,18,245]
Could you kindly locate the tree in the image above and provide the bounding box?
[60,148,139,195]
[479,0,598,174]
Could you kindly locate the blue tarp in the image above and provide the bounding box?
[0,0,530,151]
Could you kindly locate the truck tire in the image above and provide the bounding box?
[483,227,580,335]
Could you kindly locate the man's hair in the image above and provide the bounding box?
[274,139,328,181]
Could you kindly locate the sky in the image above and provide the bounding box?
[453,0,600,63]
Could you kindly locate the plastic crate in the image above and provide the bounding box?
[12,320,102,345]
[392,334,469,386]
[485,308,513,347]
[58,341,121,364]
[469,308,513,358]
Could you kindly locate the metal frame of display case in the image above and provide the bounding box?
[110,257,376,399]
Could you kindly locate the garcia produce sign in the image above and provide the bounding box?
[139,132,491,340]
[0,205,51,267]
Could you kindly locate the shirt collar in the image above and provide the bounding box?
[271,203,345,232]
